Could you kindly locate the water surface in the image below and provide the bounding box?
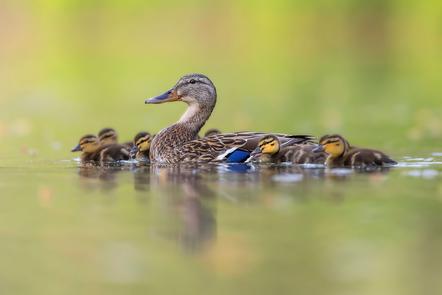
[1,153,441,294]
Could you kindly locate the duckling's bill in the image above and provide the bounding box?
[71,144,82,152]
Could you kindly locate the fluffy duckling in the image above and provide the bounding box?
[71,134,101,162]
[98,128,118,145]
[204,128,221,137]
[72,134,130,164]
[249,135,327,164]
[98,127,133,149]
[131,131,152,162]
[315,134,397,167]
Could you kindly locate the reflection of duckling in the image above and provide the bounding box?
[204,128,221,137]
[71,135,101,162]
[131,131,152,162]
[249,135,326,164]
[98,127,133,149]
[72,134,130,164]
[316,134,397,167]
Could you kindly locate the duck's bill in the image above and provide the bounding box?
[71,144,82,152]
[312,145,324,153]
[145,89,180,104]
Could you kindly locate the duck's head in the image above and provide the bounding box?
[71,134,100,153]
[98,128,118,145]
[146,73,217,108]
[133,131,152,153]
[204,128,221,137]
[251,135,281,157]
[316,134,349,158]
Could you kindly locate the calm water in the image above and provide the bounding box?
[0,152,441,295]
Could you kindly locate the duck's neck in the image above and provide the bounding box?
[178,102,214,133]
[153,101,215,153]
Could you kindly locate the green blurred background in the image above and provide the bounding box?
[1,2,442,295]
[1,0,441,159]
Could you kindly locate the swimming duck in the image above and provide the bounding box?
[72,134,130,164]
[130,131,152,162]
[145,73,313,163]
[315,134,397,167]
[248,134,327,164]
[98,127,133,149]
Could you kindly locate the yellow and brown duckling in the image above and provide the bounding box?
[315,134,397,168]
[98,127,134,149]
[71,134,101,162]
[248,135,327,164]
[130,131,153,162]
[72,134,130,164]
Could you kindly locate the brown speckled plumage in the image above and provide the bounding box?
[146,74,313,164]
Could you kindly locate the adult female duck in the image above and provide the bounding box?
[145,73,312,163]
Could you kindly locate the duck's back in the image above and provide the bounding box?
[174,132,313,163]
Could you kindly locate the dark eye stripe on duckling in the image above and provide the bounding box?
[259,139,275,148]
[136,136,150,146]
[80,139,95,145]
[322,139,340,145]
[100,132,115,139]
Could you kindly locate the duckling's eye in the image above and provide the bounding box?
[189,79,196,84]
[270,143,275,146]
[335,143,340,146]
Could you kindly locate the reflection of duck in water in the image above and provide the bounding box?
[315,134,397,168]
[145,73,312,163]
[77,165,125,192]
[153,165,216,253]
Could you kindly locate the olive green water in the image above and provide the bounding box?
[1,0,442,294]
[0,155,441,294]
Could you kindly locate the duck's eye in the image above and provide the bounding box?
[335,143,339,146]
[189,79,196,84]
[270,143,275,146]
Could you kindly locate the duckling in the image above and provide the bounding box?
[98,127,134,149]
[99,144,130,163]
[98,128,118,145]
[130,131,153,162]
[315,134,397,167]
[204,128,221,137]
[72,134,130,164]
[248,135,327,164]
[71,134,101,162]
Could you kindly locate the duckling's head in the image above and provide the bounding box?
[258,135,281,155]
[146,73,216,108]
[204,128,221,137]
[71,135,100,153]
[98,128,118,145]
[318,134,349,158]
[133,131,152,152]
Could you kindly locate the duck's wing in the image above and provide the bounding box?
[177,132,314,163]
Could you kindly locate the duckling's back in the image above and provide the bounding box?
[99,144,130,163]
[343,148,397,167]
